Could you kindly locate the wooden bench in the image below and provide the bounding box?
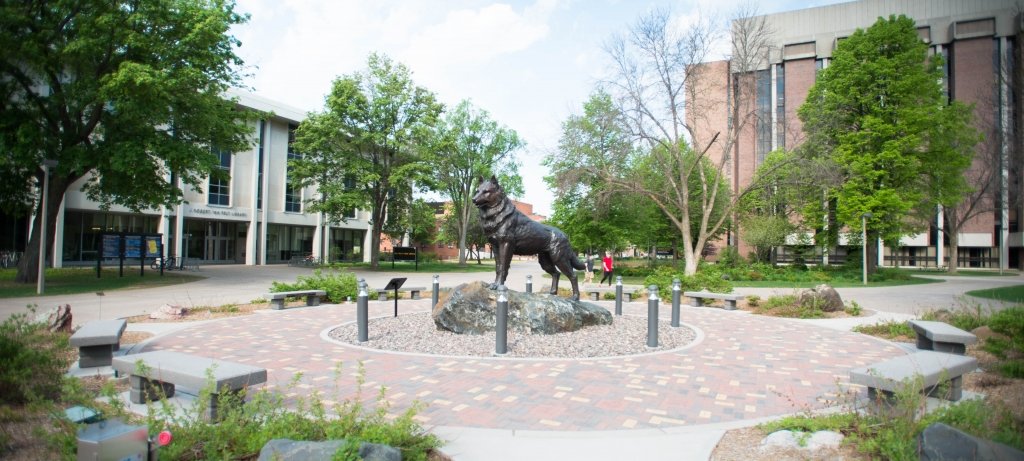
[849,351,977,402]
[112,350,267,420]
[908,320,977,355]
[70,319,127,367]
[265,290,327,310]
[684,291,743,310]
[583,286,639,302]
[375,286,426,301]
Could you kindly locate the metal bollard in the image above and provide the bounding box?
[615,276,623,316]
[647,284,659,348]
[432,274,439,307]
[496,285,508,355]
[357,279,368,343]
[671,278,681,328]
[526,274,532,293]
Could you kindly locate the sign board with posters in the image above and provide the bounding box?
[392,246,418,270]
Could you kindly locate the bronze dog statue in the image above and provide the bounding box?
[472,176,586,300]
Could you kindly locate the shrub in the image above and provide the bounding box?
[717,246,744,268]
[753,294,825,319]
[642,266,733,298]
[0,308,73,404]
[271,269,359,303]
[845,301,862,316]
[853,320,914,340]
[745,295,761,307]
[983,307,1024,378]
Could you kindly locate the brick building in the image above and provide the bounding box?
[704,0,1022,269]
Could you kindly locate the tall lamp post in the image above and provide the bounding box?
[862,212,873,286]
[37,159,58,295]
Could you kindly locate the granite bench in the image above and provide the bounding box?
[265,290,327,310]
[112,350,267,420]
[849,350,977,402]
[70,319,127,367]
[583,286,639,302]
[908,320,977,355]
[375,286,426,301]
[683,291,743,310]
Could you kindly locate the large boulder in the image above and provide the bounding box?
[35,304,72,333]
[796,284,844,312]
[433,281,612,335]
[918,422,1024,461]
[258,438,401,461]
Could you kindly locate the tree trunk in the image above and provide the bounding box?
[368,199,387,270]
[947,231,960,274]
[15,176,67,284]
[457,212,469,266]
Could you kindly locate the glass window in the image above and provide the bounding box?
[257,120,265,210]
[775,64,785,151]
[756,69,772,164]
[285,124,302,212]
[208,148,231,206]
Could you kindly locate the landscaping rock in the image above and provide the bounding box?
[433,281,612,335]
[796,284,844,312]
[760,430,844,452]
[257,438,401,461]
[149,304,187,320]
[918,422,1024,461]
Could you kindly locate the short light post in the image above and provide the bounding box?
[614,276,623,316]
[525,274,532,293]
[647,284,659,348]
[671,278,681,327]
[357,278,369,343]
[862,212,873,286]
[495,285,508,355]
[37,159,57,295]
[431,274,439,307]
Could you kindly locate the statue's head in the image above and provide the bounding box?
[472,176,503,208]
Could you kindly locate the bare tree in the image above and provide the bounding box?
[557,5,777,274]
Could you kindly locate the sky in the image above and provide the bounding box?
[230,0,844,216]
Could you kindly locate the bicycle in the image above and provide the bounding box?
[151,256,178,271]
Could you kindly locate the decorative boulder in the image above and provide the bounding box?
[918,422,1024,461]
[149,304,187,320]
[433,281,612,335]
[796,284,844,312]
[35,304,72,333]
[258,438,401,461]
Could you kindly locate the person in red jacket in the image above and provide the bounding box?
[600,252,614,286]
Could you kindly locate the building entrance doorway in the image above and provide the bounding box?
[204,221,236,262]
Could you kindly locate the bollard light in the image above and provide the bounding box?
[496,285,509,355]
[647,284,659,348]
[357,278,368,342]
[526,274,533,293]
[615,275,623,316]
[432,274,440,307]
[671,278,681,328]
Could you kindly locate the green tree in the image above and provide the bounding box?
[0,0,253,283]
[429,100,523,265]
[436,205,488,263]
[798,14,977,274]
[547,8,778,275]
[382,196,436,250]
[291,53,442,269]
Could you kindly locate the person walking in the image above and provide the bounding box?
[583,254,595,285]
[600,252,614,286]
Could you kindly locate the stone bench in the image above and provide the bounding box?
[375,286,426,301]
[70,319,127,367]
[112,350,267,420]
[683,291,743,310]
[908,320,977,355]
[583,286,639,302]
[265,290,327,310]
[849,350,977,402]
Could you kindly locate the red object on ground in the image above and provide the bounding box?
[158,430,172,446]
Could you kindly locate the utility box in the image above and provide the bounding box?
[76,418,150,461]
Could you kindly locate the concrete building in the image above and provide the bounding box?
[43,90,372,267]
[708,0,1022,269]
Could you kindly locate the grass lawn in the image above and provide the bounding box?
[900,268,1020,277]
[0,267,203,298]
[731,277,941,288]
[966,284,1024,303]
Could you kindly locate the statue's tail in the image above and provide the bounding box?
[570,253,586,270]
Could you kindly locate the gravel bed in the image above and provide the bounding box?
[329,312,697,358]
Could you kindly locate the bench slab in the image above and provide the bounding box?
[376,286,427,300]
[113,350,267,420]
[908,320,977,355]
[265,290,326,310]
[70,319,127,367]
[684,291,742,310]
[584,287,638,302]
[850,351,977,401]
